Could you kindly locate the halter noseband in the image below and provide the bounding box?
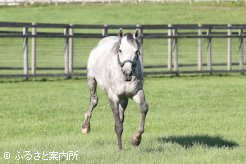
[117,52,138,68]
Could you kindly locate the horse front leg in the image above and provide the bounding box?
[109,98,125,150]
[131,90,149,146]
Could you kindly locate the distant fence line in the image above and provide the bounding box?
[0,0,243,6]
[0,22,245,78]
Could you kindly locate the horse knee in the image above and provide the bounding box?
[141,102,149,114]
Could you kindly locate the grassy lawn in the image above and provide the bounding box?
[0,76,246,163]
[0,3,246,24]
[1,4,246,162]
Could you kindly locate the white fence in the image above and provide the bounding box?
[0,0,242,5]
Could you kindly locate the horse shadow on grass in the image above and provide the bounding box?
[158,135,238,148]
[143,135,238,153]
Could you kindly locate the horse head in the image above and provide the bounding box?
[117,28,141,81]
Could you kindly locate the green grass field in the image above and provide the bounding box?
[1,3,246,163]
[0,3,246,24]
[1,76,246,163]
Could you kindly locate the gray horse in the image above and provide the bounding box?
[81,29,149,150]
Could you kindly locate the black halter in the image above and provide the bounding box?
[116,39,140,68]
[117,52,139,68]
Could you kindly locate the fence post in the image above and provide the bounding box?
[102,24,108,37]
[227,24,232,71]
[239,28,244,73]
[173,28,179,75]
[136,24,144,73]
[64,27,70,78]
[82,0,85,5]
[31,22,36,75]
[198,24,202,71]
[69,24,74,76]
[168,24,173,70]
[23,27,29,79]
[207,28,212,74]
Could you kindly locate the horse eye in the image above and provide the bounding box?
[136,50,140,55]
[119,49,122,53]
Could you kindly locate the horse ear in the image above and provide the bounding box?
[118,28,123,38]
[134,29,139,39]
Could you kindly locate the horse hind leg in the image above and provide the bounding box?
[119,99,128,123]
[81,76,98,134]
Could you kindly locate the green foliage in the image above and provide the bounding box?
[1,76,246,163]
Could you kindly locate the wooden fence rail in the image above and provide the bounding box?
[0,22,246,78]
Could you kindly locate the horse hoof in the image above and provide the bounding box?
[81,126,90,134]
[131,135,141,146]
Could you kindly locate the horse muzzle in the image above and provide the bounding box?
[123,70,133,81]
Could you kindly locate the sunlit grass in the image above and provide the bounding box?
[0,76,246,163]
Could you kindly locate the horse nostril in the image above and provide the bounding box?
[129,72,133,76]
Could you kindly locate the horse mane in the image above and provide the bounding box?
[112,38,121,54]
[112,33,140,54]
[126,33,140,48]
